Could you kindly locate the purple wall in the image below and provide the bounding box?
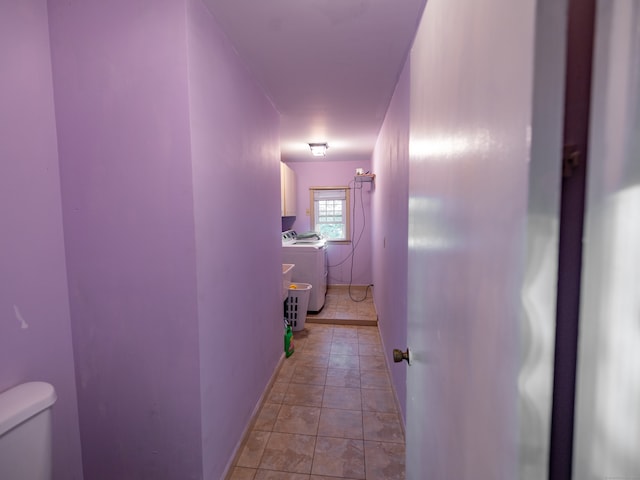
[403,0,562,475]
[0,2,84,479]
[186,1,283,477]
[48,1,203,478]
[288,160,373,285]
[371,61,410,422]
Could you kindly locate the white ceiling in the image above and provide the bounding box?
[202,0,426,162]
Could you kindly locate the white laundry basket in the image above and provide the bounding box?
[285,283,312,331]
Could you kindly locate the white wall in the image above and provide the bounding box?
[573,2,640,478]
[404,0,566,478]
[371,60,410,422]
[0,2,84,478]
[186,1,283,477]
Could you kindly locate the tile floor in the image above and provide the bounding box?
[306,285,377,326]
[227,323,405,480]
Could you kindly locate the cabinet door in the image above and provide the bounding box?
[280,162,296,216]
[280,162,286,216]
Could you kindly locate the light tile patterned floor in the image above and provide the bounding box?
[228,323,405,480]
[306,285,377,326]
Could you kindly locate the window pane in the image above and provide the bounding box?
[311,187,349,241]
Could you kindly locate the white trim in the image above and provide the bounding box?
[222,352,285,479]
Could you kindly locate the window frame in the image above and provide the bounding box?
[309,186,351,244]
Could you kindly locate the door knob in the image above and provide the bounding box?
[393,348,411,365]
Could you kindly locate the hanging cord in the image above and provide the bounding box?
[348,180,370,302]
[325,179,370,302]
[327,180,362,268]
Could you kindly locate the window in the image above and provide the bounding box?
[310,187,350,242]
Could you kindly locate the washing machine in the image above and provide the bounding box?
[282,230,327,312]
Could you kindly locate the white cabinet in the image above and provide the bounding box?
[280,162,296,216]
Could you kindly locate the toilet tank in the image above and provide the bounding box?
[0,382,57,480]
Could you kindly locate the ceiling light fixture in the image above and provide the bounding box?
[309,142,328,157]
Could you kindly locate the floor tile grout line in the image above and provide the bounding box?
[239,323,394,479]
[253,430,271,473]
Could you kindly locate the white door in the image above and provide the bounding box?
[572,2,640,479]
[405,0,567,478]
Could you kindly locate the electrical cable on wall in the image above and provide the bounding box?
[326,178,371,302]
[348,179,370,301]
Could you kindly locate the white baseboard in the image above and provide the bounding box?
[222,352,285,479]
[378,326,407,435]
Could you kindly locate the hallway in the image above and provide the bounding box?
[228,323,404,479]
[10,0,636,478]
